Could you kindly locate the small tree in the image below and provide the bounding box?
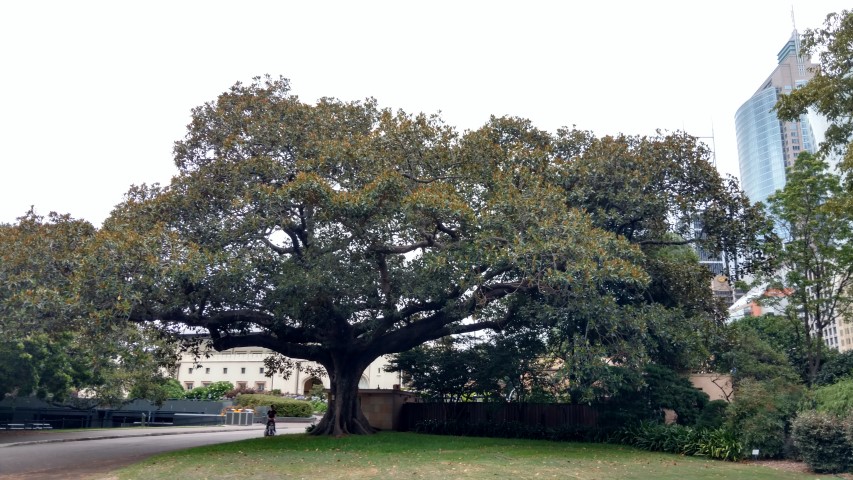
[764,153,853,384]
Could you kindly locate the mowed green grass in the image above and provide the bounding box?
[114,432,826,480]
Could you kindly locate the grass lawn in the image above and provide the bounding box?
[113,432,834,480]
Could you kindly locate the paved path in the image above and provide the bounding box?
[0,422,308,479]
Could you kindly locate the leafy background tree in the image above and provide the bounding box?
[546,129,771,401]
[722,315,808,385]
[386,337,478,403]
[764,9,853,462]
[0,211,95,401]
[388,328,552,403]
[0,210,179,405]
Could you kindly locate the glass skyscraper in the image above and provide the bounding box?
[735,31,818,206]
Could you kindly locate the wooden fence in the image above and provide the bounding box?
[399,402,598,431]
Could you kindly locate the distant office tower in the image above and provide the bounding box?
[689,218,725,276]
[735,30,819,206]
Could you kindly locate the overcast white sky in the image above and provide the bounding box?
[1,1,848,226]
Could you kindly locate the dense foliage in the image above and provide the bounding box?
[183,381,234,400]
[613,422,744,461]
[695,400,728,430]
[724,377,804,459]
[412,419,743,462]
[810,379,853,417]
[387,330,552,403]
[814,351,853,386]
[234,393,313,417]
[0,211,179,405]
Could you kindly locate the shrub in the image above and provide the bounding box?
[307,384,328,414]
[613,422,743,461]
[643,365,709,426]
[619,422,687,453]
[695,399,728,430]
[310,398,328,414]
[184,381,234,400]
[162,378,188,399]
[812,379,853,417]
[129,378,186,405]
[725,378,803,458]
[738,414,786,459]
[792,411,851,473]
[234,393,313,417]
[224,385,257,399]
[700,427,744,462]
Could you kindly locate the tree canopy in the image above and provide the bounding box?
[94,77,653,434]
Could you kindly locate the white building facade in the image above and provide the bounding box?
[173,348,402,395]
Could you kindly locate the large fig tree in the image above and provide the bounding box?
[93,77,647,435]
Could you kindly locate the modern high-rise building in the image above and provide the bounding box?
[735,30,819,206]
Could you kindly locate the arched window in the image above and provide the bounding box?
[302,377,323,396]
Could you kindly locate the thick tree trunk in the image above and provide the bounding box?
[310,355,377,436]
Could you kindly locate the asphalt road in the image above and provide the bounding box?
[0,427,273,480]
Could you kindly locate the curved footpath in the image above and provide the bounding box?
[0,420,311,448]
